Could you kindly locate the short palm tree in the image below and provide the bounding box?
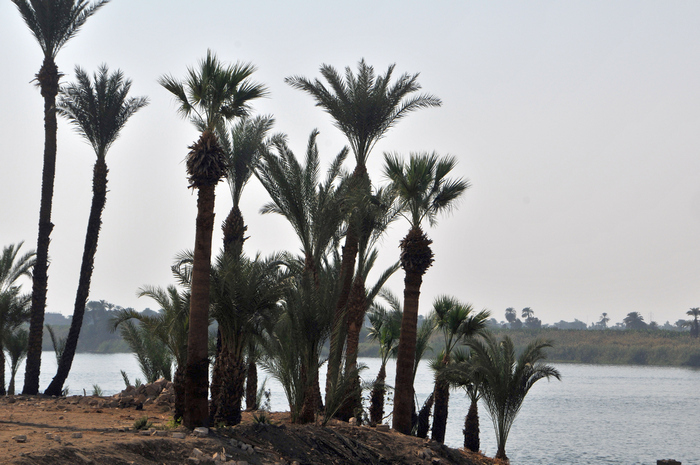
[159,50,266,428]
[686,308,700,338]
[366,292,402,425]
[384,152,469,434]
[430,296,489,443]
[111,284,190,419]
[208,252,285,425]
[4,327,29,396]
[11,0,109,396]
[467,334,561,460]
[0,242,35,395]
[287,60,441,396]
[44,65,148,397]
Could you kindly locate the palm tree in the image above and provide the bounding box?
[383,152,469,434]
[521,307,534,320]
[623,312,647,330]
[111,284,190,419]
[286,60,441,397]
[255,131,348,422]
[0,242,35,395]
[467,334,561,460]
[11,0,109,396]
[4,327,29,395]
[159,50,266,428]
[44,65,148,397]
[686,308,700,338]
[429,296,489,443]
[208,252,285,425]
[365,293,402,425]
[505,307,516,325]
[598,312,610,329]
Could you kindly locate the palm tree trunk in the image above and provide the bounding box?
[298,349,320,423]
[184,184,216,428]
[336,275,366,420]
[24,56,60,396]
[245,356,257,411]
[45,159,107,396]
[463,398,480,452]
[222,205,246,258]
[173,364,186,421]
[369,362,387,425]
[0,349,6,396]
[392,226,433,435]
[211,345,246,425]
[431,377,450,443]
[416,391,434,438]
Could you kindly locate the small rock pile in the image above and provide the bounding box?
[112,378,175,408]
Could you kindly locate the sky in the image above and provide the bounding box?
[1,1,699,327]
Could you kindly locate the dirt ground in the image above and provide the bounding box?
[0,395,501,465]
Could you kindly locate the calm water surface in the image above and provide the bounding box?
[13,353,699,464]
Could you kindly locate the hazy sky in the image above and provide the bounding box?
[2,1,699,326]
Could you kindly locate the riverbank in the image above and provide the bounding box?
[0,395,499,464]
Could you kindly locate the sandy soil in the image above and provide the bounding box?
[0,395,500,465]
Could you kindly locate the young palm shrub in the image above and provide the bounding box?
[11,0,109,395]
[113,319,173,383]
[44,65,148,397]
[208,252,285,425]
[4,327,29,395]
[0,242,34,395]
[160,50,266,428]
[365,292,402,425]
[466,334,561,460]
[429,297,489,443]
[384,152,469,434]
[111,283,189,419]
[261,257,339,423]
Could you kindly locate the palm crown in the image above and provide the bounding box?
[159,50,267,133]
[383,151,470,228]
[57,65,149,158]
[286,59,441,166]
[12,0,109,59]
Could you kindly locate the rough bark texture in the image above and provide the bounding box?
[0,351,5,396]
[222,205,246,257]
[24,57,60,395]
[431,377,450,443]
[45,159,107,396]
[184,184,216,429]
[245,358,258,411]
[416,392,434,438]
[173,364,186,421]
[369,363,387,426]
[208,341,225,421]
[464,398,480,452]
[298,355,320,424]
[392,226,433,435]
[336,276,366,421]
[211,346,246,426]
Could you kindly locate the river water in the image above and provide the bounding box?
[11,353,699,464]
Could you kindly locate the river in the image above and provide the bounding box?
[10,353,699,464]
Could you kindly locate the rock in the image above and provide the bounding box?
[13,435,27,443]
[71,432,83,438]
[657,461,681,465]
[212,451,226,462]
[194,426,209,437]
[153,430,168,437]
[75,451,93,464]
[192,448,204,458]
[45,433,53,440]
[172,432,187,439]
[376,424,390,432]
[348,417,358,426]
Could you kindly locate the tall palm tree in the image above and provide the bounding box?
[430,296,489,443]
[12,0,109,396]
[686,308,700,338]
[366,292,402,425]
[521,307,534,320]
[623,312,647,330]
[111,284,190,419]
[598,312,610,329]
[4,327,29,396]
[467,334,561,460]
[383,152,469,434]
[255,131,347,422]
[286,60,441,396]
[208,252,285,425]
[0,242,35,395]
[44,65,148,396]
[159,50,266,428]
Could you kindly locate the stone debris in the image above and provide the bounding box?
[172,432,187,439]
[12,435,27,443]
[45,433,53,440]
[111,378,175,409]
[75,451,94,464]
[72,432,83,438]
[376,424,390,432]
[348,417,358,426]
[194,426,209,437]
